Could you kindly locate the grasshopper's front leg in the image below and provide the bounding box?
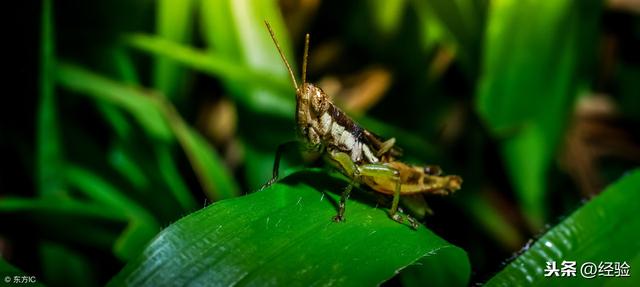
[260,141,299,191]
[330,151,418,229]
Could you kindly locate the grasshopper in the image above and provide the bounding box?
[262,21,462,229]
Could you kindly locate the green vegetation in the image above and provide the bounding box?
[486,170,640,286]
[1,0,639,286]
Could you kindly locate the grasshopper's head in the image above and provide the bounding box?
[297,83,330,114]
[295,83,330,146]
[265,21,326,146]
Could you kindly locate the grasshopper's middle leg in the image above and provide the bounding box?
[357,163,419,229]
[356,164,402,221]
[328,152,358,222]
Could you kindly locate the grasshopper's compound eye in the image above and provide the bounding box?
[309,86,329,114]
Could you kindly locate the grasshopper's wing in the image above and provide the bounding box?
[362,130,403,157]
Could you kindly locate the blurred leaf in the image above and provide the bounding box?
[153,0,194,99]
[124,33,292,115]
[55,63,239,201]
[413,0,449,52]
[64,165,157,221]
[108,144,150,191]
[199,0,299,191]
[109,170,469,286]
[200,0,291,98]
[0,257,22,274]
[164,108,240,200]
[37,0,64,197]
[64,165,160,261]
[153,145,198,211]
[107,47,197,211]
[368,0,406,36]
[0,198,125,249]
[56,62,173,141]
[111,47,140,85]
[457,190,523,250]
[414,0,486,74]
[486,169,640,286]
[617,64,640,122]
[0,198,126,221]
[475,0,601,228]
[501,126,547,227]
[41,242,95,287]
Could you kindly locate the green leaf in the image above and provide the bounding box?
[106,48,198,211]
[414,0,486,74]
[475,0,601,228]
[485,169,640,286]
[41,242,96,287]
[0,257,23,275]
[37,0,64,197]
[64,165,158,222]
[153,0,194,99]
[153,145,198,211]
[64,165,162,260]
[109,170,469,286]
[456,190,524,250]
[0,197,126,222]
[108,143,150,191]
[368,0,407,36]
[55,62,173,141]
[124,33,292,116]
[55,63,239,201]
[0,198,125,249]
[199,0,295,115]
[171,120,240,200]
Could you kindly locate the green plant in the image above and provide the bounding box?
[1,0,638,286]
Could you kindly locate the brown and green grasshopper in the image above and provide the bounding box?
[262,21,462,229]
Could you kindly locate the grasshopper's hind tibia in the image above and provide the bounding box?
[330,151,419,229]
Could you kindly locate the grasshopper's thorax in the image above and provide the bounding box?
[296,83,379,164]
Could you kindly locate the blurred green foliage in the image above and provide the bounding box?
[1,0,639,286]
[477,0,602,229]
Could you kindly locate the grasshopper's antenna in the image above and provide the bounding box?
[264,20,298,90]
[302,33,310,85]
